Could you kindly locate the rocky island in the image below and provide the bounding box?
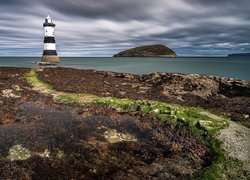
[0,67,249,179]
[113,44,177,57]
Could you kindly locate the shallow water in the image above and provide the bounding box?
[0,57,249,80]
[0,101,207,178]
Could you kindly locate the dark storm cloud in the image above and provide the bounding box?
[46,0,157,21]
[0,0,249,56]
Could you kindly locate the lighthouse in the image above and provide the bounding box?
[41,13,59,63]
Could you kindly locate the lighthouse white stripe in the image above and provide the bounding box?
[44,26,55,37]
[44,43,56,50]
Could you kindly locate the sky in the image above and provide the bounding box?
[0,0,249,57]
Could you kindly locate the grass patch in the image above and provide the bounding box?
[24,69,53,90]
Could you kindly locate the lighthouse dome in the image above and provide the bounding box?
[45,13,52,23]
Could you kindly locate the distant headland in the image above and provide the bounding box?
[113,44,177,57]
[228,53,250,57]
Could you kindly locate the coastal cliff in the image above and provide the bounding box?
[113,44,177,57]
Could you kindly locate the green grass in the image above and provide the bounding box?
[24,69,53,90]
[24,69,246,179]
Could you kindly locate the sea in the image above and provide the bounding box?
[0,57,249,80]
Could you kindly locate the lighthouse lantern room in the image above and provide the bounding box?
[41,13,59,63]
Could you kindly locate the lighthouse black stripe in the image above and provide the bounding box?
[44,37,55,43]
[43,50,58,55]
[43,23,55,27]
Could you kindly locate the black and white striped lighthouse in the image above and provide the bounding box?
[41,13,59,63]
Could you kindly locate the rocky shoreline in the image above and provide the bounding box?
[0,67,249,179]
[37,67,250,127]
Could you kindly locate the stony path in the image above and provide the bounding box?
[219,121,250,170]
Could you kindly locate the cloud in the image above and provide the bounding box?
[0,0,249,56]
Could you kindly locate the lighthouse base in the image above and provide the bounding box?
[41,55,60,63]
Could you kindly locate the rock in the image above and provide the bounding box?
[105,71,116,77]
[7,144,32,161]
[218,122,250,169]
[113,44,177,57]
[102,92,111,96]
[139,86,150,91]
[104,129,137,143]
[138,90,147,94]
[197,120,214,131]
[115,107,125,113]
[37,66,44,72]
[243,114,249,119]
[56,150,64,159]
[153,109,160,114]
[177,117,186,123]
[37,149,50,158]
[2,89,20,98]
[121,83,129,86]
[158,172,172,179]
[124,74,134,79]
[218,78,250,97]
[149,163,164,176]
[118,91,126,96]
[12,85,22,91]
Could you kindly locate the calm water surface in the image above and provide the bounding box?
[0,57,249,80]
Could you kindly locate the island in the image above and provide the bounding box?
[113,44,177,57]
[228,53,250,57]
